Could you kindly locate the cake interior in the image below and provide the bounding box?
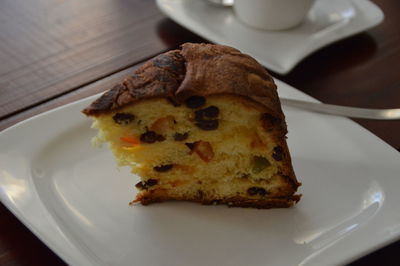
[91,95,295,205]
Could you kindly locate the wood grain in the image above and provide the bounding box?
[0,204,67,266]
[0,0,203,121]
[0,62,142,131]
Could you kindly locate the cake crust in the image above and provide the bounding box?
[82,43,285,131]
[135,191,301,209]
[83,43,301,208]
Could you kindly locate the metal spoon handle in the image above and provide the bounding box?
[206,0,234,6]
[281,98,400,120]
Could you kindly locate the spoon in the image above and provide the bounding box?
[281,98,400,120]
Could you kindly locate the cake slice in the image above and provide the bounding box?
[82,43,301,208]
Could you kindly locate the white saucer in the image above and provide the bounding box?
[157,0,383,74]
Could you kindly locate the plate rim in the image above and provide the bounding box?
[1,80,400,266]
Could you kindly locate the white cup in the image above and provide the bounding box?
[234,0,316,31]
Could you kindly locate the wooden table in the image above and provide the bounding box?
[0,0,399,265]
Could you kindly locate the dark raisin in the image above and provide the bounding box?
[247,187,259,196]
[135,179,158,190]
[174,132,189,141]
[154,164,173,172]
[247,187,268,196]
[203,106,219,117]
[272,146,284,161]
[261,113,282,131]
[113,113,135,125]
[261,113,281,124]
[156,134,166,142]
[185,142,195,150]
[135,181,146,190]
[257,188,267,196]
[140,131,165,143]
[146,179,158,186]
[185,96,206,109]
[195,119,218,130]
[195,106,219,121]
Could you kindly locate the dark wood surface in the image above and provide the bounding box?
[0,0,399,265]
[0,0,202,121]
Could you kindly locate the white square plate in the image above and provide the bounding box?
[1,80,400,266]
[157,0,383,74]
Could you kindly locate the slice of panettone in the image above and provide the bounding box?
[82,43,301,208]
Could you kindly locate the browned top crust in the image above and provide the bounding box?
[82,43,283,124]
